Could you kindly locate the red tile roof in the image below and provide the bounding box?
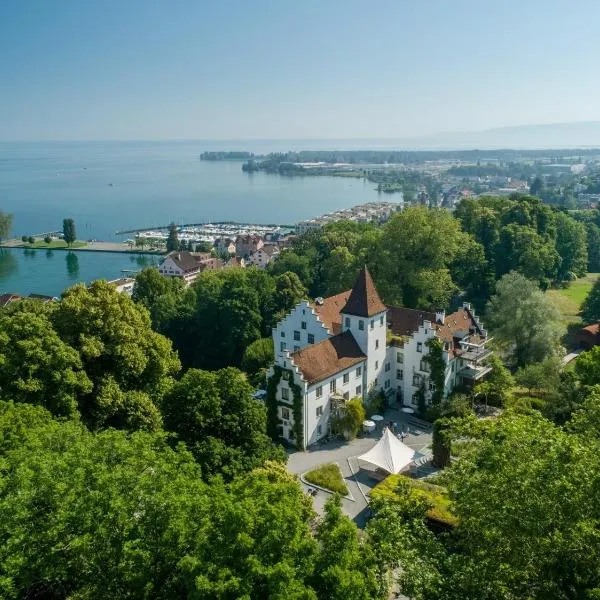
[342,267,386,317]
[311,290,351,334]
[433,307,483,357]
[291,331,366,385]
[582,323,600,335]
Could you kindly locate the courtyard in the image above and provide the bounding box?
[286,406,434,527]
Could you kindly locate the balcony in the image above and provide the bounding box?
[459,364,492,381]
[459,347,493,362]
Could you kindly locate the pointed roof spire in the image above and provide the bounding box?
[342,266,386,317]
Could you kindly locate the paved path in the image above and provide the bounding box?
[287,407,433,527]
[562,349,582,367]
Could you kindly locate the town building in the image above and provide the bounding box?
[246,244,280,269]
[267,267,491,448]
[235,234,264,258]
[158,251,223,284]
[108,278,136,295]
[213,237,236,256]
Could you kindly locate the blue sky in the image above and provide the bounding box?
[1,0,599,140]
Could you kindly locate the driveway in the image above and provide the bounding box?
[287,407,433,527]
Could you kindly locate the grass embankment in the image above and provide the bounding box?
[304,463,348,495]
[371,474,458,527]
[547,273,599,325]
[28,240,87,249]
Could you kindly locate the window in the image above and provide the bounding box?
[385,362,390,372]
[345,317,350,328]
[417,342,423,353]
[356,366,362,378]
[294,345,300,352]
[343,392,349,400]
[375,339,379,349]
[429,382,434,391]
[330,380,336,393]
[308,334,315,344]
[343,373,349,384]
[281,388,289,401]
[384,379,390,389]
[317,424,322,436]
[355,384,362,395]
[293,330,300,341]
[280,341,286,352]
[375,360,379,370]
[280,331,285,338]
[413,374,420,387]
[281,407,290,420]
[397,369,403,380]
[380,316,384,326]
[316,405,323,416]
[316,386,322,398]
[420,359,430,372]
[301,321,307,330]
[397,352,404,364]
[370,319,374,329]
[358,320,364,330]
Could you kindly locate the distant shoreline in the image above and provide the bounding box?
[0,240,165,255]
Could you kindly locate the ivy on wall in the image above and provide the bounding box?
[265,365,304,449]
[426,337,446,406]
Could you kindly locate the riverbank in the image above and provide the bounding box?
[0,239,166,254]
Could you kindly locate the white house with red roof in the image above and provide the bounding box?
[268,266,492,449]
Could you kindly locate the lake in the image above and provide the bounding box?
[0,140,386,295]
[0,248,161,297]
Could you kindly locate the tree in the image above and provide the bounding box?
[0,303,92,418]
[134,236,146,250]
[268,250,313,288]
[161,367,285,480]
[377,207,470,308]
[331,397,365,440]
[555,212,588,281]
[0,211,12,241]
[62,218,76,246]
[194,241,212,252]
[27,236,34,244]
[486,271,562,367]
[582,277,600,324]
[166,222,178,252]
[574,346,600,387]
[50,280,180,430]
[586,222,600,272]
[273,271,307,320]
[529,175,545,197]
[515,356,562,396]
[473,354,514,406]
[44,235,52,244]
[21,235,27,243]
[241,337,274,386]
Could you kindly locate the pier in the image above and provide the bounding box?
[115,221,296,236]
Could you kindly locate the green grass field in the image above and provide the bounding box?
[21,240,87,249]
[547,273,599,326]
[304,463,348,495]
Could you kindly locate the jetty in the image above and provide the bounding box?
[115,221,296,236]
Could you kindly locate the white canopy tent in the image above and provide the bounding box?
[357,427,416,474]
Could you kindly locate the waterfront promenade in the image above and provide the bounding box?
[0,239,165,254]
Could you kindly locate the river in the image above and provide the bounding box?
[0,140,386,295]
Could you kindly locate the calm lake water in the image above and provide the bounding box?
[0,249,160,297]
[0,140,386,295]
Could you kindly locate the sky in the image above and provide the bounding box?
[1,0,600,141]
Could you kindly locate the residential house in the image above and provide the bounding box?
[575,323,600,349]
[158,251,224,284]
[267,267,491,448]
[246,244,280,269]
[108,278,136,295]
[0,293,22,308]
[235,234,264,258]
[214,237,236,256]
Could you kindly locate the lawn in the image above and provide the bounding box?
[370,473,458,527]
[304,463,348,495]
[547,273,599,327]
[22,240,87,249]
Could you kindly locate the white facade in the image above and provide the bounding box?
[272,300,331,362]
[158,256,199,284]
[247,246,280,269]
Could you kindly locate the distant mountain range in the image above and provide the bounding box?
[399,121,600,150]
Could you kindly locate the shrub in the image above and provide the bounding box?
[28,236,35,244]
[21,235,28,243]
[304,463,348,495]
[44,235,52,244]
[331,397,365,440]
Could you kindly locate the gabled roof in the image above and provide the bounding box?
[434,307,482,344]
[0,293,22,307]
[291,331,366,385]
[311,290,351,334]
[387,306,438,336]
[582,323,600,335]
[164,251,201,272]
[342,267,386,317]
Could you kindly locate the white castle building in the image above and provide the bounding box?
[267,267,491,449]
